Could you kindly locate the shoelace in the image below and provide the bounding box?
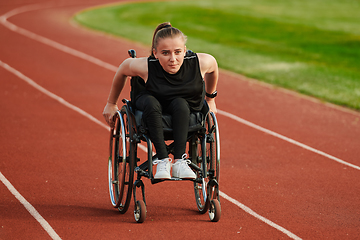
[177,159,191,166]
[180,153,191,166]
[174,154,191,168]
[153,158,171,171]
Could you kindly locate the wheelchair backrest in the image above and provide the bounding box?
[130,76,145,103]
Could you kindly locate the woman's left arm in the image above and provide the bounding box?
[198,53,219,113]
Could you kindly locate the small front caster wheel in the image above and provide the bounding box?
[134,200,146,223]
[209,199,221,222]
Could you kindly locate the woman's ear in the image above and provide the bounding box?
[153,48,157,58]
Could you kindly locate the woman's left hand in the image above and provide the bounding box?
[206,98,217,114]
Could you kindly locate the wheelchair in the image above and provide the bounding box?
[107,49,221,223]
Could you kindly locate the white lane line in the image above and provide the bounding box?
[0,3,118,73]
[220,192,302,240]
[0,60,110,131]
[0,60,302,240]
[218,109,360,171]
[0,172,62,240]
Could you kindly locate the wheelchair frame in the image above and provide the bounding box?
[107,50,221,223]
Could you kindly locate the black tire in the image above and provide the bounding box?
[194,113,218,213]
[108,107,135,214]
[208,112,220,202]
[208,112,219,182]
[209,199,221,222]
[134,200,146,223]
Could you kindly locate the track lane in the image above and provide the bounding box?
[217,116,360,238]
[0,172,61,240]
[1,0,360,239]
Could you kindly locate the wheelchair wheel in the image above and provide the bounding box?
[209,199,221,222]
[108,107,135,213]
[134,200,146,223]
[194,112,220,213]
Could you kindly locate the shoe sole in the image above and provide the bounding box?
[172,175,196,179]
[154,173,171,179]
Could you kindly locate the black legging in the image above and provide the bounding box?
[136,94,190,159]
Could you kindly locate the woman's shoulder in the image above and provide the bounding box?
[196,52,216,61]
[123,57,148,79]
[196,53,217,72]
[125,56,147,65]
[121,56,147,68]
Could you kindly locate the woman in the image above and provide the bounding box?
[103,22,218,180]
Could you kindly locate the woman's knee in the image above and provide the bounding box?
[169,98,190,115]
[137,95,162,113]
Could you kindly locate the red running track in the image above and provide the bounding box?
[1,0,360,239]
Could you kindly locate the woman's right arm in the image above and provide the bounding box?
[103,57,147,127]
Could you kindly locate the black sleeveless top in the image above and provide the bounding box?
[146,51,205,111]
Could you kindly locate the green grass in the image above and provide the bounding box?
[73,0,360,110]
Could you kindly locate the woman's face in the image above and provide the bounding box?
[153,36,186,74]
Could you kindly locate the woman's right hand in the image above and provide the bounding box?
[103,102,119,128]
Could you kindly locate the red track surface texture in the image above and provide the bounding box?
[1,1,360,239]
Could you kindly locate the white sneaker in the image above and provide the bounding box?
[172,154,196,179]
[153,158,172,179]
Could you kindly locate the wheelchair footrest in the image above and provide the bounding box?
[151,177,196,184]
